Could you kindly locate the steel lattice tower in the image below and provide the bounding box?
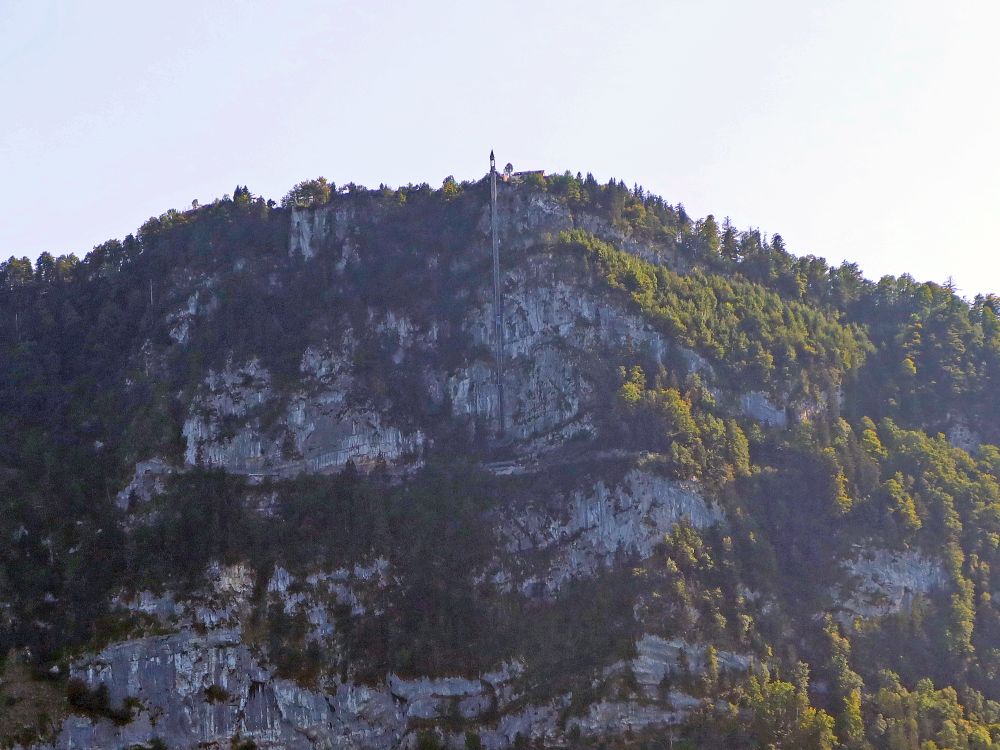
[490,150,505,435]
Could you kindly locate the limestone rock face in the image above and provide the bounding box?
[181,198,703,478]
[116,458,173,510]
[558,635,752,738]
[836,548,947,620]
[289,205,359,262]
[181,359,274,470]
[947,420,982,453]
[166,284,219,345]
[62,564,530,750]
[49,616,741,750]
[626,634,752,693]
[496,468,723,595]
[56,629,406,750]
[739,391,787,427]
[181,345,426,477]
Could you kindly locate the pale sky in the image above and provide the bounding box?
[2,1,998,296]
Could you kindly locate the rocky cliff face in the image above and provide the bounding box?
[54,624,756,750]
[836,549,946,621]
[181,351,426,477]
[178,190,787,483]
[494,468,722,596]
[45,465,741,749]
[23,184,944,750]
[180,192,675,478]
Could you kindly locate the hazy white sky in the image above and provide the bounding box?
[2,1,998,295]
